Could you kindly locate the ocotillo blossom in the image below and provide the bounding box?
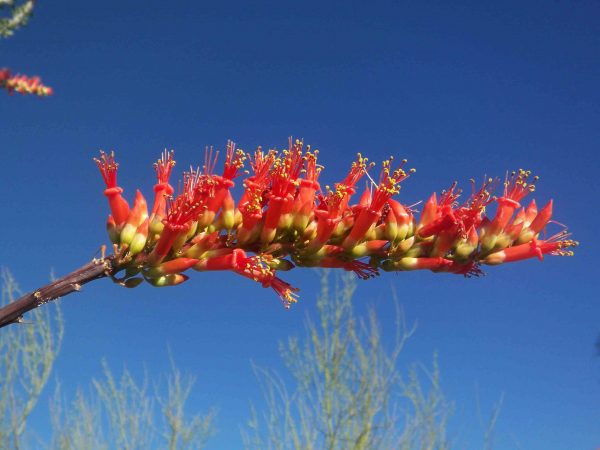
[0,68,53,96]
[95,139,578,308]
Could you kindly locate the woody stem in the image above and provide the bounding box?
[0,256,117,329]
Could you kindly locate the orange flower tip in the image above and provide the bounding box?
[419,192,438,222]
[525,199,538,216]
[529,199,553,233]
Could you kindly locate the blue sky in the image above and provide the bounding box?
[2,0,599,448]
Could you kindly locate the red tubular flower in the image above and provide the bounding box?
[95,151,131,225]
[198,141,246,228]
[296,148,321,205]
[193,248,300,308]
[487,170,537,239]
[237,148,277,244]
[456,177,496,231]
[418,179,494,257]
[418,193,438,230]
[305,187,349,253]
[120,190,148,246]
[417,183,462,240]
[342,158,413,250]
[260,138,305,244]
[150,150,176,220]
[292,148,322,231]
[149,169,213,264]
[303,154,372,254]
[483,232,577,265]
[234,251,299,308]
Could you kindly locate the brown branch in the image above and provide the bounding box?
[0,256,116,329]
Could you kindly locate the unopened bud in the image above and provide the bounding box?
[129,218,149,256]
[147,273,189,287]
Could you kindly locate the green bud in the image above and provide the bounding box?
[455,242,476,259]
[147,273,189,287]
[120,223,137,246]
[129,233,147,256]
[398,236,415,253]
[222,210,235,230]
[481,234,497,252]
[351,243,368,258]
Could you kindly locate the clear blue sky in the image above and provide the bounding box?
[2,1,599,448]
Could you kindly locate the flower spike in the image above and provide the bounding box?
[1,68,53,97]
[94,140,577,307]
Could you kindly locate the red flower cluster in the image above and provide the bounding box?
[95,139,577,308]
[0,68,53,96]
